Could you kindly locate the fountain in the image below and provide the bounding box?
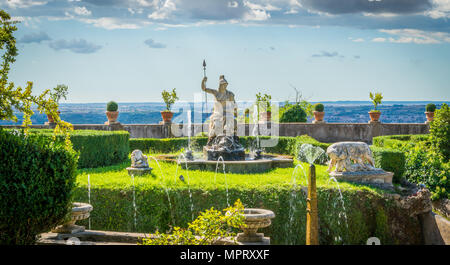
[157,74,293,173]
[51,202,93,234]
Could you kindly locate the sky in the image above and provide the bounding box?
[1,0,450,103]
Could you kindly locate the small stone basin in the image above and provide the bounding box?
[52,202,93,234]
[237,208,275,243]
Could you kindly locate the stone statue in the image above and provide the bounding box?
[201,75,244,161]
[130,150,149,168]
[326,142,376,173]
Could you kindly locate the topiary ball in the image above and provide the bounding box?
[426,103,436,112]
[314,103,324,112]
[107,101,118,112]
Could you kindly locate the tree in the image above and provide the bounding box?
[0,10,72,145]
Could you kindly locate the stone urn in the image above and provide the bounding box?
[105,111,119,124]
[313,111,325,124]
[368,111,381,123]
[425,111,434,123]
[259,111,271,122]
[237,208,275,243]
[52,202,93,234]
[161,111,173,124]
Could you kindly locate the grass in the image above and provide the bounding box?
[76,152,384,195]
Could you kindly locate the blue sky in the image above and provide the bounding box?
[2,0,450,102]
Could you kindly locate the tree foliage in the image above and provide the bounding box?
[0,10,72,145]
[279,102,307,123]
[161,88,179,111]
[369,92,383,112]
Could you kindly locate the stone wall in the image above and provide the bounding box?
[1,122,429,143]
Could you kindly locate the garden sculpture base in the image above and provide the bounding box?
[330,170,393,186]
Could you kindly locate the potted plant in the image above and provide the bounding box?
[313,103,325,123]
[46,84,68,124]
[161,88,179,124]
[105,101,119,124]
[368,92,383,123]
[425,103,436,123]
[256,92,272,122]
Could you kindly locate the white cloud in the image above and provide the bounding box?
[148,0,176,20]
[351,38,365,42]
[73,6,92,16]
[228,1,239,8]
[372,37,387,42]
[379,29,450,44]
[6,0,47,9]
[243,1,272,21]
[425,0,450,19]
[81,17,148,30]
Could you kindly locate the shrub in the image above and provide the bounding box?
[314,103,324,112]
[404,142,449,200]
[279,103,307,123]
[369,92,383,112]
[256,92,272,113]
[161,88,179,112]
[370,146,406,183]
[426,103,436,113]
[429,103,450,160]
[140,200,245,245]
[0,129,78,244]
[23,129,129,168]
[106,101,118,112]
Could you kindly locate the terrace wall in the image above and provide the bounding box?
[1,122,429,143]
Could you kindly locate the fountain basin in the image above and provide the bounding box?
[237,208,275,243]
[51,202,93,234]
[156,154,294,173]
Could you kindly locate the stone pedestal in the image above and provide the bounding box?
[312,120,325,124]
[330,169,393,186]
[203,147,245,161]
[126,167,152,176]
[368,120,381,124]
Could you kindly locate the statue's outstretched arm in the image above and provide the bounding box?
[201,77,216,95]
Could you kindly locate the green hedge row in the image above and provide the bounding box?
[0,129,78,244]
[373,134,429,150]
[20,129,130,169]
[371,147,406,183]
[73,185,422,245]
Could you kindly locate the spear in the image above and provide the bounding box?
[202,59,207,134]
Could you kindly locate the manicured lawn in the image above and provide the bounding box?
[76,152,383,194]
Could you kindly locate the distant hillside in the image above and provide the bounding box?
[0,101,448,125]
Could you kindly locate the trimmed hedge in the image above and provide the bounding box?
[0,129,78,244]
[73,184,422,245]
[372,134,429,150]
[371,147,406,183]
[22,129,130,169]
[130,135,330,157]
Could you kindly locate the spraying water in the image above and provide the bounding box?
[177,153,195,221]
[285,164,308,244]
[187,110,192,151]
[87,174,91,230]
[252,105,260,151]
[298,144,325,164]
[213,156,229,207]
[326,176,349,244]
[131,174,137,230]
[148,155,175,227]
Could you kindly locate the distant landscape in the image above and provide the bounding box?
[0,101,448,125]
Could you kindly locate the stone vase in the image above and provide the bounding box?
[369,111,381,122]
[425,112,434,123]
[161,111,173,123]
[313,111,325,123]
[237,208,275,243]
[106,111,119,123]
[52,202,93,234]
[259,111,271,122]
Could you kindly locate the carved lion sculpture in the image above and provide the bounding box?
[326,142,375,173]
[130,149,149,168]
